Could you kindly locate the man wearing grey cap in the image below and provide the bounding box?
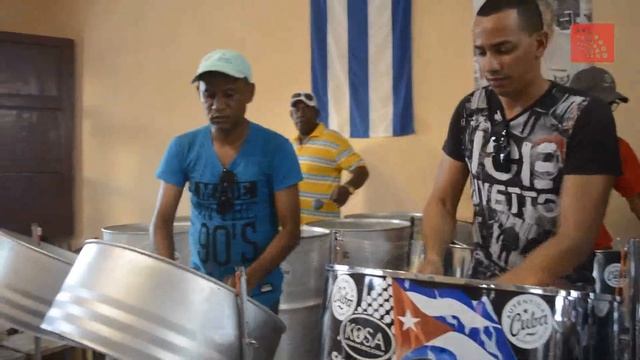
[570,66,640,249]
[151,49,303,312]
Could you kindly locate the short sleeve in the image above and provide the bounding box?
[156,137,188,187]
[335,136,365,171]
[614,137,640,197]
[564,99,621,176]
[442,98,467,162]
[272,136,303,191]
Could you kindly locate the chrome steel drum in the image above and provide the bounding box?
[322,265,623,360]
[344,213,475,273]
[309,219,412,271]
[0,230,76,341]
[345,212,422,240]
[444,242,473,278]
[622,238,640,359]
[275,226,331,360]
[41,241,285,360]
[345,213,422,273]
[173,215,190,226]
[593,250,622,295]
[455,220,474,246]
[101,222,191,267]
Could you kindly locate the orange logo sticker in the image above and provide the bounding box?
[571,23,615,63]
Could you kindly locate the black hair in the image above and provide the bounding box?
[477,0,544,34]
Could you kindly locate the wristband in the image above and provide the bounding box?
[343,184,356,194]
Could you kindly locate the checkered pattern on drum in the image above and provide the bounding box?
[354,276,395,331]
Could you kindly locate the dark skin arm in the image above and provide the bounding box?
[496,175,614,286]
[226,184,301,292]
[150,182,184,260]
[330,165,369,207]
[626,193,640,222]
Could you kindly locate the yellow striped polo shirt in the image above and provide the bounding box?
[292,123,365,224]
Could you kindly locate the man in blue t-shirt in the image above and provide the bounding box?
[151,49,302,312]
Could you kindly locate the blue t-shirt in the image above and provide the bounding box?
[156,122,302,308]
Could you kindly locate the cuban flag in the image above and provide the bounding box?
[310,0,414,138]
[392,279,516,360]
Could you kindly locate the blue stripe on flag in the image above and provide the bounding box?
[347,0,370,138]
[392,0,414,136]
[311,0,329,126]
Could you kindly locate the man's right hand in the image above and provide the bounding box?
[416,257,445,276]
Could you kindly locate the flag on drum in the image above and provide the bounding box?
[391,280,516,360]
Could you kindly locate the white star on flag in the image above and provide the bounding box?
[398,309,420,331]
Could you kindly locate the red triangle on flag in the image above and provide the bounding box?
[392,280,453,358]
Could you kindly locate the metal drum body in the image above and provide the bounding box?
[322,265,623,360]
[444,243,473,278]
[0,230,76,341]
[173,215,190,226]
[344,213,475,274]
[40,241,285,360]
[593,249,622,295]
[622,239,640,359]
[275,226,331,360]
[309,219,412,271]
[101,223,191,267]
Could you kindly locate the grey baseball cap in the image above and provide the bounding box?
[192,49,252,83]
[569,66,629,103]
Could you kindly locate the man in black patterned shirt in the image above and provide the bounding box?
[417,0,620,288]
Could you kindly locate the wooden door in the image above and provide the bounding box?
[0,31,75,239]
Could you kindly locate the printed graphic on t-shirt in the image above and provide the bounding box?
[191,179,260,268]
[459,87,590,279]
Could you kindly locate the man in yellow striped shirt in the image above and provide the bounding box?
[290,92,369,224]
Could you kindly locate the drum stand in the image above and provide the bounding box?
[33,336,41,360]
[330,230,345,264]
[236,267,257,360]
[31,223,43,360]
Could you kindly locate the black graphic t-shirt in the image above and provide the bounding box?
[443,82,621,283]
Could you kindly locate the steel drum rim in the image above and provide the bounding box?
[300,225,331,240]
[81,240,286,331]
[345,212,424,221]
[0,230,75,265]
[31,325,88,351]
[326,264,620,302]
[101,223,190,235]
[594,249,621,254]
[345,213,475,226]
[308,218,412,231]
[278,298,324,310]
[450,241,474,250]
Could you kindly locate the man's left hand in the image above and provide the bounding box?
[330,185,351,207]
[224,270,257,295]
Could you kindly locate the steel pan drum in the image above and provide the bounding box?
[173,215,190,226]
[344,213,475,274]
[40,241,285,360]
[0,230,76,341]
[323,265,623,360]
[275,226,331,360]
[593,250,622,295]
[101,223,191,267]
[622,239,640,359]
[309,219,412,271]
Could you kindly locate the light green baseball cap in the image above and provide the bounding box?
[191,49,252,83]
